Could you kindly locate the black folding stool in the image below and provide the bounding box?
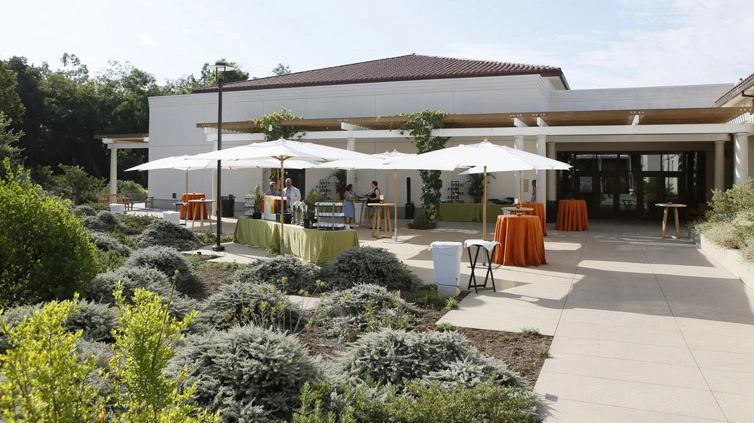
[464,239,500,293]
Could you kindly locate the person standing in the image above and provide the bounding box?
[343,183,355,225]
[283,177,301,213]
[265,181,281,213]
[530,179,537,203]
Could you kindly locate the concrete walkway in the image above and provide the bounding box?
[437,220,754,422]
[137,206,754,421]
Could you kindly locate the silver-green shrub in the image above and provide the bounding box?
[169,325,322,421]
[83,211,123,233]
[136,218,202,251]
[316,284,419,342]
[90,231,132,257]
[74,205,97,218]
[234,255,323,295]
[323,247,420,291]
[331,328,525,390]
[124,246,206,298]
[196,282,305,332]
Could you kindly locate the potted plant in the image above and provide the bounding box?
[303,188,322,227]
[330,169,347,200]
[466,173,495,203]
[250,185,264,219]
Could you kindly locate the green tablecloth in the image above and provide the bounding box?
[233,217,359,265]
[438,203,510,222]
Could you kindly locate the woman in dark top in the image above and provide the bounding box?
[367,181,381,204]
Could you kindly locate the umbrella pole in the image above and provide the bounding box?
[393,169,398,242]
[483,165,488,241]
[280,160,285,256]
[519,176,524,205]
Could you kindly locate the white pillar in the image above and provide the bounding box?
[714,140,725,191]
[734,133,750,184]
[109,147,118,195]
[536,134,546,203]
[346,137,356,187]
[514,135,524,203]
[547,142,557,201]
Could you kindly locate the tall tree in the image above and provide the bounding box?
[0,61,24,124]
[199,59,249,86]
[271,63,291,76]
[0,112,23,167]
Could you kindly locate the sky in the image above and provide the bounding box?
[2,0,752,90]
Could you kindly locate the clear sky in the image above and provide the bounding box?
[2,0,752,89]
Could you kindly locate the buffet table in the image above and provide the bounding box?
[233,217,359,265]
[438,203,511,222]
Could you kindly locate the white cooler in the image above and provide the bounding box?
[428,241,463,297]
[109,203,125,214]
[163,211,180,224]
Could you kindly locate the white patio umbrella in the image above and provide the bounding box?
[317,150,417,242]
[126,154,317,201]
[384,139,571,240]
[191,138,370,254]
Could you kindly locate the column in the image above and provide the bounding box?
[514,135,524,203]
[109,147,118,195]
[536,134,546,203]
[547,142,556,201]
[734,133,750,184]
[346,136,356,187]
[714,140,725,191]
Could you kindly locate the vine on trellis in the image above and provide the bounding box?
[399,110,450,228]
[252,108,305,141]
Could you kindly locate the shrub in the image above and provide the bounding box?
[91,231,132,257]
[136,219,202,251]
[0,160,98,308]
[316,284,419,342]
[294,380,539,423]
[53,164,107,204]
[117,179,147,195]
[75,340,115,401]
[83,210,123,233]
[706,177,754,222]
[197,282,305,332]
[323,247,419,291]
[169,325,322,421]
[331,328,525,390]
[0,298,103,420]
[74,204,97,217]
[124,246,206,298]
[117,213,158,235]
[234,255,322,295]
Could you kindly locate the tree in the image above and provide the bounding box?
[0,159,98,308]
[200,59,249,86]
[0,61,24,125]
[0,112,23,167]
[271,63,292,76]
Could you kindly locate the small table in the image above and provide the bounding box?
[464,239,499,293]
[493,215,547,267]
[188,199,215,230]
[622,199,634,211]
[502,206,534,216]
[555,199,588,231]
[521,202,547,236]
[180,193,206,219]
[371,203,394,238]
[655,203,687,239]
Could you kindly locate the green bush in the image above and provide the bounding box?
[169,325,322,421]
[53,164,107,204]
[316,284,419,342]
[117,179,147,195]
[234,255,323,295]
[116,213,158,235]
[136,219,202,251]
[294,380,540,423]
[707,177,754,222]
[74,204,97,217]
[331,328,525,390]
[125,246,206,299]
[0,160,98,308]
[90,231,133,257]
[323,247,419,291]
[83,210,124,233]
[196,282,305,332]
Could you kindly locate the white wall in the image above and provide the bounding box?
[550,84,732,111]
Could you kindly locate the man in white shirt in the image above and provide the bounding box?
[283,178,301,212]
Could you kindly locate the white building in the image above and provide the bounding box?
[125,55,754,219]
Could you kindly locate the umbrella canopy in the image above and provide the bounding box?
[191,138,370,255]
[384,140,571,240]
[317,150,417,242]
[126,154,317,199]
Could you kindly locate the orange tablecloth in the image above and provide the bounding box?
[492,215,547,266]
[521,202,546,236]
[180,193,209,220]
[555,199,588,231]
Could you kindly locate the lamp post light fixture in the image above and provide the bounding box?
[208,61,235,252]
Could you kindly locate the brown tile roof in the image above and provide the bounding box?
[193,54,567,93]
[715,71,754,106]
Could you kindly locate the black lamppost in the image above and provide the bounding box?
[208,61,235,252]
